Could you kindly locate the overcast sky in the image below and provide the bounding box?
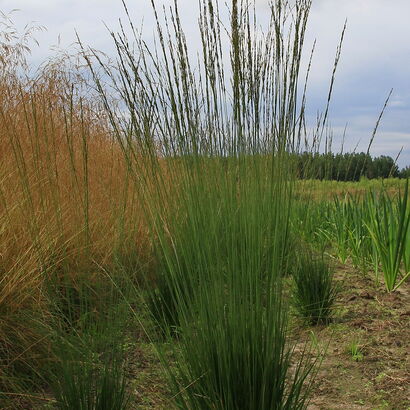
[1,0,409,167]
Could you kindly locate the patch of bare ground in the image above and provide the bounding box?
[125,338,170,409]
[304,262,410,410]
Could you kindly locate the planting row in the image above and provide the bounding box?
[293,182,410,292]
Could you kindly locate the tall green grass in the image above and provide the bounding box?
[365,181,410,291]
[86,0,325,407]
[50,292,130,410]
[52,355,128,410]
[5,0,407,406]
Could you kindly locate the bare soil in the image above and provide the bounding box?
[306,263,410,410]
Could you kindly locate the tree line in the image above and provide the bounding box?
[295,152,410,181]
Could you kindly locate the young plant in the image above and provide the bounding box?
[344,195,373,273]
[327,196,351,264]
[347,339,364,362]
[292,249,339,325]
[365,181,410,291]
[402,191,410,275]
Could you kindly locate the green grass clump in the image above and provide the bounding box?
[292,250,339,325]
[51,349,128,410]
[347,339,364,362]
[83,0,349,406]
[50,305,130,409]
[46,265,131,409]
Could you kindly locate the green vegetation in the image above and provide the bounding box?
[347,339,364,362]
[51,350,128,410]
[299,183,410,292]
[88,0,321,407]
[291,249,339,325]
[366,182,410,291]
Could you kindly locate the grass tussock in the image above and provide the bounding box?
[86,0,322,408]
[291,248,339,325]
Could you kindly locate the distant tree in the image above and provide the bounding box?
[371,155,399,178]
[294,151,400,181]
[399,166,410,179]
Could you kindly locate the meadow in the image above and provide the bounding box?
[0,1,409,409]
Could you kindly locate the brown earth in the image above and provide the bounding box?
[305,264,410,410]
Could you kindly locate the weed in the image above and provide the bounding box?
[347,339,364,362]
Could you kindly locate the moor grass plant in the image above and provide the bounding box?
[84,0,341,407]
[291,249,339,325]
[51,314,130,410]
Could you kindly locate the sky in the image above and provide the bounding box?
[1,0,409,168]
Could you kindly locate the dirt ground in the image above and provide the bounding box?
[306,263,410,410]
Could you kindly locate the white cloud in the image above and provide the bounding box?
[303,0,410,81]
